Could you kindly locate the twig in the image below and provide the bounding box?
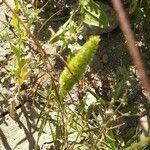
[111,0,150,93]
[0,99,26,118]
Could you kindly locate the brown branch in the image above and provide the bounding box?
[111,0,150,93]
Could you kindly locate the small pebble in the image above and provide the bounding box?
[27,4,32,8]
[102,54,109,64]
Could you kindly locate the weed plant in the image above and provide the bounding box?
[0,0,150,149]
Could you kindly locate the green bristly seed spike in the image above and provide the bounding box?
[59,36,100,98]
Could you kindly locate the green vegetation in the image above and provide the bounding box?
[0,0,150,149]
[59,36,100,98]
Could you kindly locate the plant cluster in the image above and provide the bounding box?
[0,0,150,149]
